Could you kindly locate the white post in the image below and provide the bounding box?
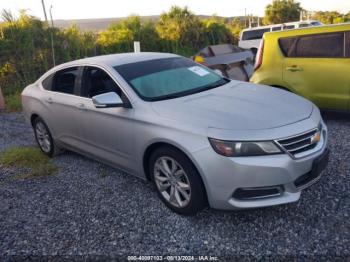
[134,41,141,53]
[0,87,5,111]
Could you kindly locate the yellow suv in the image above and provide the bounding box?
[250,24,350,111]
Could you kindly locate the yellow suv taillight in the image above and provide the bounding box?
[254,39,264,71]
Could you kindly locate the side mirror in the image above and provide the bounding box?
[92,92,124,108]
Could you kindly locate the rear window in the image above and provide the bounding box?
[279,32,345,58]
[242,28,271,40]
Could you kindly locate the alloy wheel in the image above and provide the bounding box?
[153,156,191,208]
[35,122,51,153]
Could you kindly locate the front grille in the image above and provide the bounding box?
[277,129,319,157]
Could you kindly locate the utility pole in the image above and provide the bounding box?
[244,8,247,28]
[49,5,56,66]
[40,0,55,67]
[49,5,54,27]
[41,0,48,22]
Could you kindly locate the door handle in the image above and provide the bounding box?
[45,97,53,104]
[285,66,303,72]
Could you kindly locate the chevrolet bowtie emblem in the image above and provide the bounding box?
[311,132,321,144]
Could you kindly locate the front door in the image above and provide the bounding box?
[76,66,136,173]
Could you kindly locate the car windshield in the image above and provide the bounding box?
[114,57,229,101]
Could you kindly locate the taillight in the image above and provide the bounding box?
[254,39,264,71]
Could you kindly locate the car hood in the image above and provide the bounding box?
[151,81,313,131]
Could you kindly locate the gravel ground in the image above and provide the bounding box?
[0,112,349,260]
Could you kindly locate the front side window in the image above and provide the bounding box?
[279,32,345,58]
[114,57,229,101]
[81,67,122,98]
[52,67,78,95]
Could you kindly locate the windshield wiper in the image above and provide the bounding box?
[197,78,230,92]
[156,93,184,100]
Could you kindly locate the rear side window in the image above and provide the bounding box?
[298,23,310,28]
[242,28,271,40]
[283,25,295,30]
[272,27,281,31]
[346,32,350,57]
[52,67,79,95]
[279,32,345,58]
[279,37,298,57]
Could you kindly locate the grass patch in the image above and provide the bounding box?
[0,147,57,179]
[4,91,22,112]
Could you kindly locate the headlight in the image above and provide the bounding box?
[209,138,282,157]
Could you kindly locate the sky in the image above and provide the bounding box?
[1,0,350,21]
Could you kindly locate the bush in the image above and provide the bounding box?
[4,91,21,112]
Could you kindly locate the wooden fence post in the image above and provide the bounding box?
[0,87,5,111]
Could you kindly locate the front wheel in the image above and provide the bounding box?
[149,146,207,215]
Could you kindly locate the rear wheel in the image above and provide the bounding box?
[33,117,61,157]
[149,146,207,215]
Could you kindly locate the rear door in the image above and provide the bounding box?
[280,31,350,111]
[42,66,86,147]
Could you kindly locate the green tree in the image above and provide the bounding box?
[97,15,159,53]
[202,16,233,45]
[156,6,204,55]
[227,17,245,45]
[264,0,302,24]
[311,11,348,24]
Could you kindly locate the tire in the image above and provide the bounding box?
[33,117,61,157]
[149,146,207,215]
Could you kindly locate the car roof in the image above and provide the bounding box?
[263,22,350,38]
[241,20,321,32]
[60,52,179,68]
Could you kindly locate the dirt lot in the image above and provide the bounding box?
[0,112,349,260]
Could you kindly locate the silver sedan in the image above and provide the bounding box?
[22,53,329,215]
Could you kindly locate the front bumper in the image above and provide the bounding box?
[192,128,329,210]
